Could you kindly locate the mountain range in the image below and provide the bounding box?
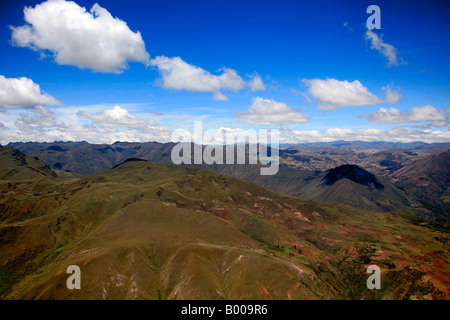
[6,141,449,222]
[0,145,449,299]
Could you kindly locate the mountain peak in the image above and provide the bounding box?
[112,157,148,169]
[323,164,384,190]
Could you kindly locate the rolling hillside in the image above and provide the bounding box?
[391,151,450,222]
[6,141,446,221]
[0,145,56,180]
[216,164,418,213]
[0,148,449,300]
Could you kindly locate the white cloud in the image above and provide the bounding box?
[1,107,449,145]
[365,30,405,68]
[213,92,228,101]
[151,56,246,100]
[359,105,447,124]
[303,78,401,109]
[248,73,266,92]
[11,0,149,73]
[15,106,65,131]
[0,122,6,130]
[0,75,62,109]
[430,121,448,127]
[2,124,172,145]
[150,56,266,100]
[3,124,448,145]
[280,126,450,144]
[1,105,172,145]
[384,87,402,103]
[77,105,156,127]
[235,97,309,125]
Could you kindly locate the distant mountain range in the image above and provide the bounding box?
[6,141,449,222]
[0,146,449,299]
[7,141,176,177]
[280,140,450,151]
[8,140,449,177]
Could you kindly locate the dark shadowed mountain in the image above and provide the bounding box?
[323,164,384,190]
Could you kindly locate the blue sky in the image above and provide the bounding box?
[0,0,449,144]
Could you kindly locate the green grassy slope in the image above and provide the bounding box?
[0,146,56,180]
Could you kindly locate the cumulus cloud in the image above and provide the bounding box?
[430,121,448,127]
[365,30,405,68]
[280,126,450,144]
[151,56,247,100]
[2,105,172,145]
[77,105,156,127]
[15,106,65,131]
[248,73,266,92]
[384,87,402,103]
[2,124,172,145]
[10,0,149,73]
[3,124,448,145]
[433,107,450,127]
[235,97,309,125]
[0,75,62,109]
[303,78,401,109]
[0,122,6,130]
[1,104,448,145]
[213,92,229,101]
[359,105,447,124]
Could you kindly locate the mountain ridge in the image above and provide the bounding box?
[5,141,448,221]
[0,148,449,299]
